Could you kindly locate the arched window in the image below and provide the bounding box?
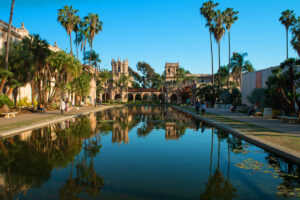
[118,66,121,72]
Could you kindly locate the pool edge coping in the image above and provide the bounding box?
[173,105,300,165]
[0,105,124,139]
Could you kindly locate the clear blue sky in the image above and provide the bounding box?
[1,0,300,74]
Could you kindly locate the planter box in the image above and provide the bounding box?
[263,108,272,119]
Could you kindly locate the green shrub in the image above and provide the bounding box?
[0,95,14,108]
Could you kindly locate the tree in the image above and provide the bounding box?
[77,28,91,65]
[1,0,15,94]
[58,5,80,55]
[22,34,51,103]
[136,62,158,88]
[291,16,300,57]
[212,10,226,88]
[279,10,296,59]
[215,65,229,87]
[230,52,254,88]
[82,13,103,67]
[84,50,101,70]
[73,16,81,59]
[200,0,219,84]
[224,8,239,88]
[266,58,300,118]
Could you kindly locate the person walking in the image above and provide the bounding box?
[60,99,65,114]
[201,101,206,114]
[195,100,200,115]
[65,100,69,113]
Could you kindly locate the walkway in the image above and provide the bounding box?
[206,108,300,135]
[0,105,120,138]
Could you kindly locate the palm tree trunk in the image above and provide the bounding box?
[69,33,73,55]
[218,42,221,89]
[31,81,35,108]
[286,28,288,59]
[76,32,79,60]
[210,32,214,84]
[89,40,93,67]
[6,87,14,97]
[4,0,15,71]
[218,130,220,169]
[0,79,6,94]
[227,30,230,89]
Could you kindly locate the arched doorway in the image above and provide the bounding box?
[158,94,165,103]
[135,94,141,101]
[115,94,121,100]
[128,94,134,101]
[102,93,110,102]
[143,94,148,101]
[151,94,157,102]
[181,93,189,104]
[170,94,177,103]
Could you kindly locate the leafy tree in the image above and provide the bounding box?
[266,58,300,118]
[224,8,239,88]
[58,5,80,55]
[279,10,296,59]
[136,61,159,88]
[200,0,219,84]
[230,52,254,88]
[84,50,101,70]
[197,84,221,105]
[291,16,300,57]
[212,10,226,87]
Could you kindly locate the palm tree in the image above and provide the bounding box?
[77,28,90,65]
[291,16,300,57]
[82,13,103,67]
[224,8,239,88]
[2,0,15,94]
[73,16,81,59]
[85,50,101,71]
[212,10,226,88]
[230,52,254,89]
[57,5,79,55]
[0,70,13,94]
[279,10,297,59]
[200,1,219,84]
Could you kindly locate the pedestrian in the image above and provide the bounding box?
[94,98,97,107]
[195,100,200,115]
[60,99,65,114]
[201,101,206,114]
[65,100,69,112]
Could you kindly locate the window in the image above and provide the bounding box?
[168,69,170,74]
[118,66,120,72]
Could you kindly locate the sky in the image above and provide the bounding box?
[0,0,300,74]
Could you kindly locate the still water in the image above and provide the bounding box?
[0,106,300,200]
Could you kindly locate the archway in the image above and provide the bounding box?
[128,94,134,102]
[158,94,165,103]
[181,93,189,104]
[143,94,148,101]
[151,94,158,102]
[102,93,110,102]
[115,94,121,100]
[170,94,177,103]
[135,94,141,101]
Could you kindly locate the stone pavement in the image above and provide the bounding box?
[206,107,300,135]
[0,105,120,138]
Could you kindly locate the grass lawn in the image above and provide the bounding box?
[180,106,300,153]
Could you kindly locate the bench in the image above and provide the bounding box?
[254,112,263,116]
[1,112,18,118]
[279,116,299,124]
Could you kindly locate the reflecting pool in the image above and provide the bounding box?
[0,106,300,199]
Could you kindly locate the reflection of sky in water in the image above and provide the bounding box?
[1,106,300,200]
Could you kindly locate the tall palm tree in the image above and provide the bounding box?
[230,52,254,89]
[77,28,90,65]
[82,13,103,67]
[57,5,79,55]
[212,10,226,88]
[224,8,239,88]
[279,10,296,59]
[200,0,218,84]
[73,16,81,59]
[1,0,15,94]
[291,16,300,57]
[84,50,101,70]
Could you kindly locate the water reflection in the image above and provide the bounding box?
[0,106,300,199]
